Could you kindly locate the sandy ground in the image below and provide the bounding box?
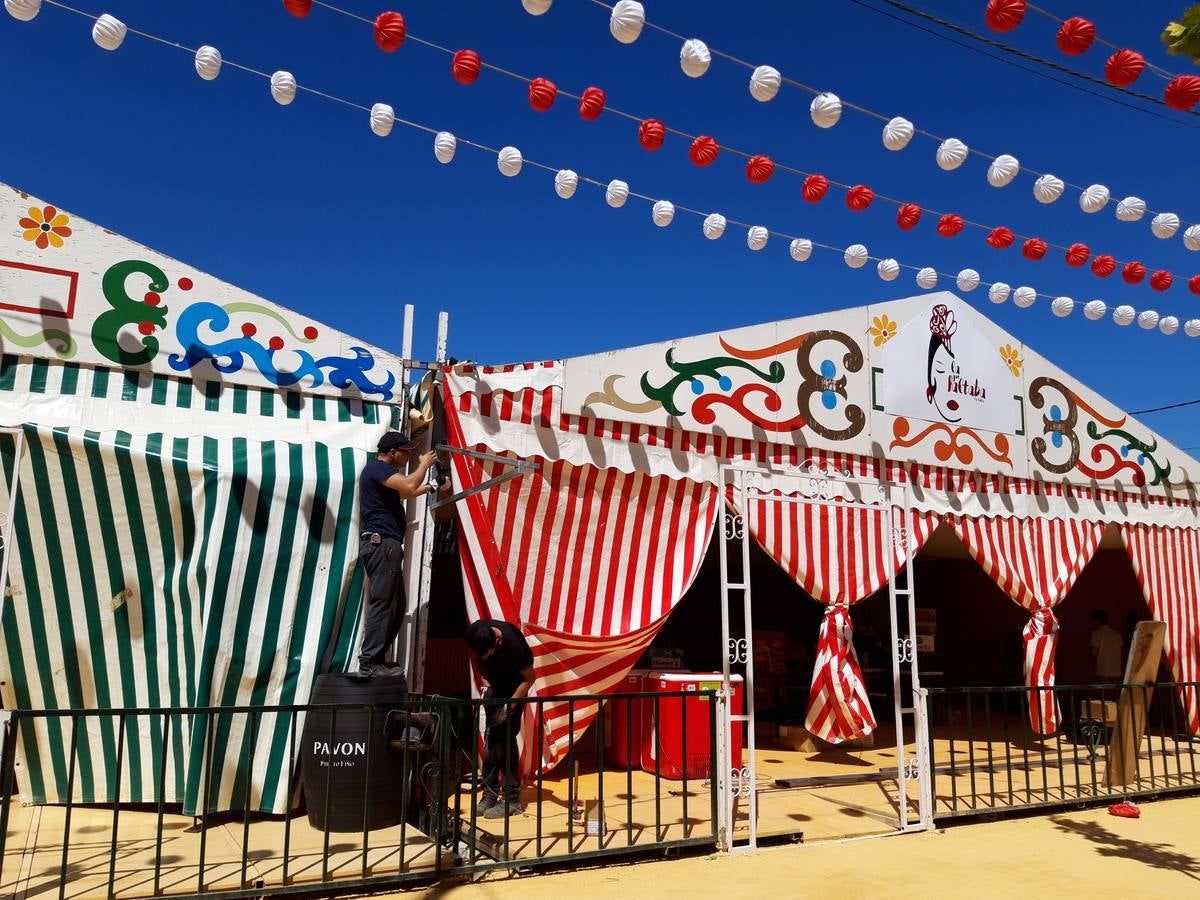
[401,796,1200,900]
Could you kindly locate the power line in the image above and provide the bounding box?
[845,0,1200,130]
[1130,398,1200,415]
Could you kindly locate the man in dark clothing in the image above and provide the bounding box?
[357,432,436,677]
[464,619,535,818]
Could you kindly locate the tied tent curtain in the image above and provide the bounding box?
[950,515,1104,734]
[444,388,718,775]
[1120,524,1200,736]
[727,484,939,743]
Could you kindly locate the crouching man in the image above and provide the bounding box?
[464,619,535,819]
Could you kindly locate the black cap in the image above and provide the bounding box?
[377,432,420,453]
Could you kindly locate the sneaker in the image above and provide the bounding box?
[357,663,403,678]
[482,800,523,819]
[476,795,499,815]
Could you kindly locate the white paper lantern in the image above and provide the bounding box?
[1112,304,1136,326]
[497,146,523,177]
[1079,184,1110,213]
[987,154,1019,188]
[1051,296,1074,317]
[882,116,913,151]
[609,0,645,44]
[1159,315,1180,336]
[747,226,769,251]
[5,0,41,22]
[434,131,456,164]
[749,65,781,102]
[703,213,726,240]
[522,0,553,14]
[810,93,842,129]
[844,244,868,269]
[1185,319,1200,338]
[789,238,812,262]
[877,258,900,281]
[270,71,297,106]
[1013,286,1037,308]
[1115,196,1146,222]
[194,46,222,81]
[680,39,711,77]
[1151,212,1180,239]
[988,282,1010,304]
[1083,300,1107,320]
[956,269,980,292]
[1137,310,1159,330]
[935,138,968,171]
[606,179,629,208]
[1184,225,1200,251]
[1033,173,1064,204]
[916,267,938,289]
[555,169,578,199]
[370,103,394,137]
[92,13,126,51]
[652,200,674,227]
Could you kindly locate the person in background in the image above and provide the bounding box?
[357,432,436,678]
[1090,610,1124,685]
[464,619,535,819]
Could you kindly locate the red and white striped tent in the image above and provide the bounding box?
[443,293,1200,770]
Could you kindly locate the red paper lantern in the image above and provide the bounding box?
[579,86,606,121]
[689,135,719,167]
[746,155,775,184]
[1122,261,1146,284]
[802,174,830,203]
[985,0,1025,32]
[1105,49,1145,87]
[452,49,481,85]
[1056,17,1095,56]
[1190,274,1200,296]
[1065,242,1090,266]
[1150,270,1174,292]
[1022,238,1047,260]
[937,214,964,237]
[986,226,1015,248]
[529,77,557,112]
[846,185,874,211]
[283,0,312,18]
[1165,75,1200,112]
[639,118,665,151]
[1091,254,1116,277]
[896,203,921,230]
[374,11,406,52]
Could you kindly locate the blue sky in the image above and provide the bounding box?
[2,0,1198,449]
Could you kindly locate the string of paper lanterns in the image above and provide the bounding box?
[14,0,1200,342]
[984,1,1200,112]
[269,0,1198,293]
[503,0,1200,249]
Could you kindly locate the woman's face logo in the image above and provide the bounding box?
[928,340,962,423]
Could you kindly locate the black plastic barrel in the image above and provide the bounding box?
[300,673,409,832]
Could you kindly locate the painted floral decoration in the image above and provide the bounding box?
[20,206,72,250]
[868,314,897,346]
[999,343,1023,377]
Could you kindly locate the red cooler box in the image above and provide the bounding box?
[640,672,744,780]
[604,669,647,769]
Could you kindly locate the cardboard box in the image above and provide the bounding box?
[1080,700,1117,725]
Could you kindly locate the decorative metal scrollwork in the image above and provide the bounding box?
[895,637,914,664]
[903,757,921,781]
[891,525,909,553]
[723,512,744,540]
[730,766,752,798]
[727,638,748,665]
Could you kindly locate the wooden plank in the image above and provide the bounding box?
[1106,621,1166,788]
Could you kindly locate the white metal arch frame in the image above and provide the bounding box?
[716,458,933,851]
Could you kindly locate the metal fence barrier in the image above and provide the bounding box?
[925,681,1200,819]
[0,690,719,899]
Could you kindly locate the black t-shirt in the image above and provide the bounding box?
[479,620,534,698]
[359,458,407,541]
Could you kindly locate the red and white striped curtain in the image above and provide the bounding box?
[950,515,1104,734]
[730,489,939,743]
[444,390,718,775]
[1120,524,1200,736]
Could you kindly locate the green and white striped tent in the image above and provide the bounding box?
[0,184,408,814]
